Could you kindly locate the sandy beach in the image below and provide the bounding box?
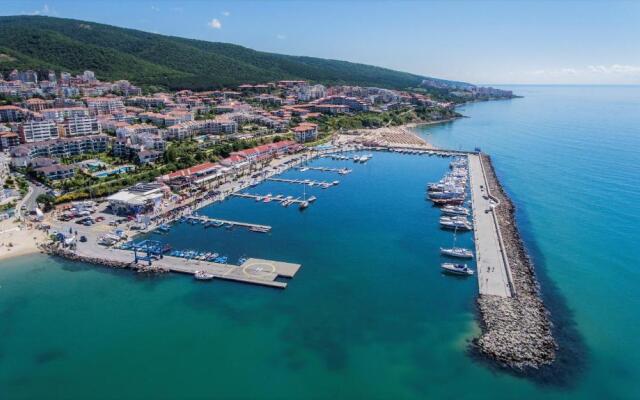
[0,220,46,261]
[340,125,437,149]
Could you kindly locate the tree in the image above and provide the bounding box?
[36,193,55,211]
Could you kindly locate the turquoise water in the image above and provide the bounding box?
[1,86,639,399]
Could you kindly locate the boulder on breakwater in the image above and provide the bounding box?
[473,154,556,371]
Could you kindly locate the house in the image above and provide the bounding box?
[10,135,110,167]
[136,150,163,165]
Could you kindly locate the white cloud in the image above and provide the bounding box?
[587,64,640,74]
[222,11,231,17]
[208,18,222,29]
[276,33,286,40]
[31,4,55,16]
[519,64,640,84]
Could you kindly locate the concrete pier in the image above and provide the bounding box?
[467,154,514,298]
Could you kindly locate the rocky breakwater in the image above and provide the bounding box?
[474,154,557,371]
[41,243,168,273]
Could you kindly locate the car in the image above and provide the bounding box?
[95,216,105,222]
[79,236,87,243]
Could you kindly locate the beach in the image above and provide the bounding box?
[0,220,46,261]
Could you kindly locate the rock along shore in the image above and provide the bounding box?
[474,154,557,371]
[40,243,169,274]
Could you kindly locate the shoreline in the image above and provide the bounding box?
[0,222,47,262]
[473,153,556,370]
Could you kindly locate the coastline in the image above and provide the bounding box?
[473,154,556,370]
[0,222,47,262]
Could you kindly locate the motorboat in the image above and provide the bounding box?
[194,271,214,281]
[441,206,470,216]
[440,247,474,259]
[441,263,474,276]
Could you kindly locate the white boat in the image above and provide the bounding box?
[307,196,317,203]
[299,201,309,210]
[441,206,470,216]
[441,263,474,276]
[440,247,474,259]
[194,271,214,281]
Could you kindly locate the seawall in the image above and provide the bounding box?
[474,154,557,370]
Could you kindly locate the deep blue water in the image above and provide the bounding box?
[0,86,638,399]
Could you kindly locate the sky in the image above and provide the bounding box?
[2,0,639,85]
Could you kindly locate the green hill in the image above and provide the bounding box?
[0,15,467,91]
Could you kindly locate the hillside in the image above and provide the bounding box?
[0,15,468,91]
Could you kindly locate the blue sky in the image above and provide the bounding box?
[2,0,639,85]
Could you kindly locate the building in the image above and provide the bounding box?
[63,116,101,137]
[20,120,60,143]
[34,164,76,181]
[85,97,126,115]
[159,161,226,190]
[292,123,318,143]
[41,107,90,122]
[0,106,27,122]
[10,135,110,167]
[136,150,163,165]
[107,182,170,215]
[0,132,20,150]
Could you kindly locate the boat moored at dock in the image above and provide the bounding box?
[440,263,474,276]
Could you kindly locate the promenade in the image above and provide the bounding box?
[468,154,513,298]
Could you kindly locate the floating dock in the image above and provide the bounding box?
[231,192,312,207]
[266,177,338,187]
[296,166,352,174]
[185,215,272,232]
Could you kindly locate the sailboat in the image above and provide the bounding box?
[299,181,309,210]
[440,228,474,259]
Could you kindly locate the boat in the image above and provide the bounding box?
[237,257,247,265]
[441,206,470,216]
[332,180,340,185]
[249,226,271,233]
[440,219,472,231]
[299,201,309,210]
[307,195,317,203]
[440,263,474,276]
[300,167,309,172]
[214,256,228,264]
[353,155,361,162]
[158,224,171,232]
[194,271,214,281]
[440,247,474,259]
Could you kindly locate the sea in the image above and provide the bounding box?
[0,85,638,399]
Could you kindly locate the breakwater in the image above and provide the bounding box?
[474,154,556,370]
[40,243,169,273]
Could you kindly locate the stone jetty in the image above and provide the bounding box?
[41,243,169,273]
[473,154,557,370]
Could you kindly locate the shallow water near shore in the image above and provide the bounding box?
[1,86,639,399]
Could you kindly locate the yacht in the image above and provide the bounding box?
[440,219,472,231]
[441,206,470,216]
[299,201,309,210]
[307,195,317,203]
[441,263,474,276]
[440,247,474,259]
[194,271,214,281]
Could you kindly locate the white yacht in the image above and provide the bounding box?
[440,263,474,276]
